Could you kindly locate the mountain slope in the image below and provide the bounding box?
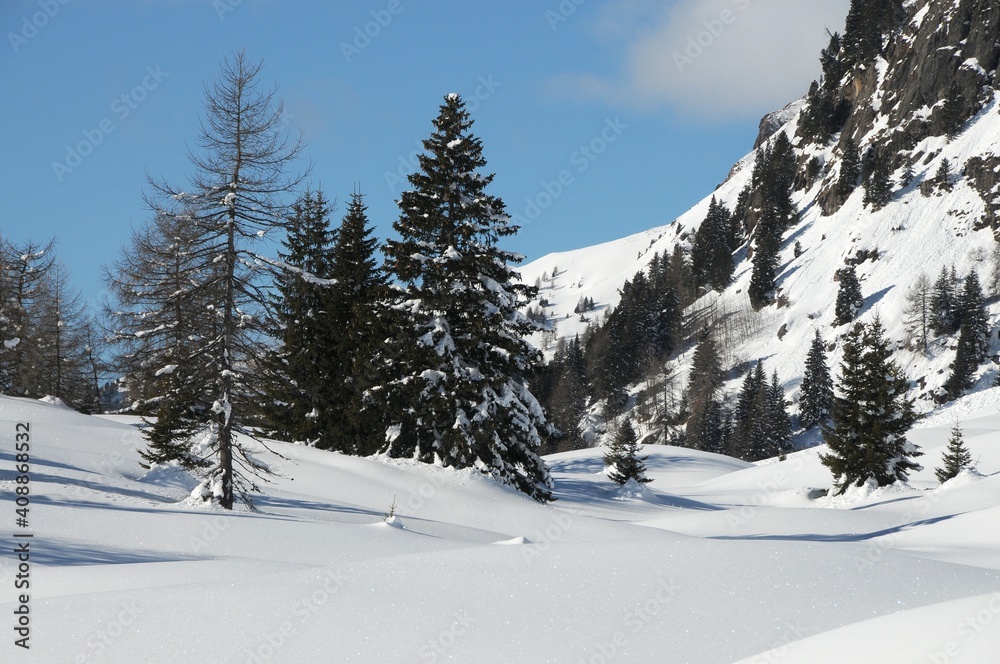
[522,0,1000,426]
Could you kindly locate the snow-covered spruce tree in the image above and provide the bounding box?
[799,330,834,430]
[934,423,974,483]
[821,318,922,494]
[935,159,954,192]
[604,419,651,485]
[837,139,861,197]
[378,94,554,502]
[260,190,336,447]
[862,152,892,210]
[763,371,792,458]
[944,270,990,400]
[937,82,966,141]
[685,328,727,453]
[729,360,765,459]
[143,51,307,509]
[930,266,959,335]
[747,209,780,310]
[690,197,734,293]
[834,265,863,326]
[327,191,391,456]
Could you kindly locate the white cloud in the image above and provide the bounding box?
[559,0,850,120]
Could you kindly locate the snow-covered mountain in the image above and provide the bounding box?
[522,0,1000,423]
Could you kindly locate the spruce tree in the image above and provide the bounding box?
[691,197,734,293]
[730,361,765,458]
[763,371,792,458]
[930,266,959,335]
[800,330,834,430]
[748,209,781,310]
[834,266,864,326]
[604,419,651,485]
[379,94,554,502]
[899,162,915,188]
[938,83,965,141]
[328,191,391,455]
[262,190,336,447]
[863,152,892,210]
[685,328,727,453]
[821,318,922,494]
[934,423,974,483]
[944,271,990,399]
[837,139,861,197]
[935,159,953,192]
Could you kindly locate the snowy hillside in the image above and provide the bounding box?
[2,391,1000,662]
[522,0,1000,424]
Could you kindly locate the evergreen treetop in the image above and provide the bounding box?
[935,423,974,483]
[604,419,652,485]
[800,330,834,430]
[821,318,922,494]
[380,94,554,502]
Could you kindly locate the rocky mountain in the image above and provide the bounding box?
[521,0,1000,443]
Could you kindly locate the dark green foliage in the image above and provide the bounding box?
[899,162,915,188]
[729,361,765,458]
[328,192,391,455]
[139,391,211,471]
[574,296,596,314]
[691,197,735,293]
[935,423,974,483]
[1,239,99,410]
[379,94,553,502]
[743,134,799,310]
[262,190,337,447]
[843,0,903,64]
[863,151,892,210]
[800,330,834,430]
[728,361,792,461]
[585,250,683,407]
[930,266,960,335]
[837,139,862,198]
[821,318,922,494]
[748,216,780,310]
[944,271,990,399]
[539,336,589,453]
[685,329,727,453]
[937,83,966,141]
[604,419,651,485]
[835,266,864,326]
[764,371,793,457]
[800,33,852,143]
[935,159,954,192]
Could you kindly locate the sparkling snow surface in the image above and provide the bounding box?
[1,391,999,663]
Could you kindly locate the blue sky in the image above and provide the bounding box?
[0,0,847,306]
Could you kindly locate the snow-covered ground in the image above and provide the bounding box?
[2,391,999,663]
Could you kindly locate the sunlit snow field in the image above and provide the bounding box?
[1,391,998,663]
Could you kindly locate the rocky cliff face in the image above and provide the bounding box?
[816,0,1000,222]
